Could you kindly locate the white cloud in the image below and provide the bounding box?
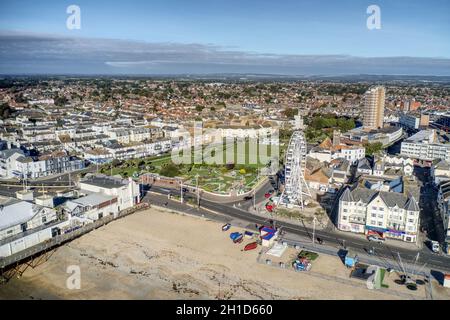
[1,31,449,75]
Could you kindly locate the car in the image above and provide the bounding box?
[430,240,440,253]
[367,235,385,243]
[243,196,253,201]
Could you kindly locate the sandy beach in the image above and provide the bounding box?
[0,207,440,300]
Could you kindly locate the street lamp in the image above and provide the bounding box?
[312,216,317,244]
[196,174,200,209]
[180,179,183,203]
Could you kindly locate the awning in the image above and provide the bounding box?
[365,226,388,233]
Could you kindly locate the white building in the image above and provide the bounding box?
[399,113,420,130]
[431,160,450,185]
[401,129,450,161]
[80,174,140,211]
[0,149,85,179]
[375,155,414,177]
[62,193,119,221]
[309,145,365,164]
[338,187,420,243]
[0,197,67,258]
[437,181,450,249]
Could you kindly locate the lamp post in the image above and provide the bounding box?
[180,179,184,203]
[196,174,200,209]
[312,216,317,244]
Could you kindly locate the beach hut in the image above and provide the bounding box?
[259,226,278,247]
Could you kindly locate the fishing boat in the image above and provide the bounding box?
[244,231,254,239]
[230,232,241,240]
[233,234,244,243]
[222,223,231,231]
[244,242,258,251]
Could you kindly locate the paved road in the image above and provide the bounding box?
[145,185,450,273]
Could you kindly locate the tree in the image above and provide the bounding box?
[111,159,122,167]
[0,103,12,119]
[159,163,181,177]
[195,105,204,112]
[364,142,383,156]
[54,95,68,106]
[283,107,298,119]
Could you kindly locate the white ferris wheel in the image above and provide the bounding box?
[279,131,311,209]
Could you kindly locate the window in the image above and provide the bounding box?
[379,208,384,211]
[343,209,348,213]
[372,213,376,218]
[408,219,414,223]
[42,216,47,224]
[378,214,383,218]
[342,216,347,220]
[371,220,376,225]
[378,222,383,226]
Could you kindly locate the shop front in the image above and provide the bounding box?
[365,226,387,238]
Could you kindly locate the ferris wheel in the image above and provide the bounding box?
[279,131,311,209]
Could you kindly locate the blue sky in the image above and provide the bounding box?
[0,0,449,75]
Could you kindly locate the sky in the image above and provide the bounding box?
[0,0,449,75]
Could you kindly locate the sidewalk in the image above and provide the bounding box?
[247,197,330,230]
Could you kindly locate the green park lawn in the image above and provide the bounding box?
[100,140,278,194]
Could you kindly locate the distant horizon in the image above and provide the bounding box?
[2,71,450,80]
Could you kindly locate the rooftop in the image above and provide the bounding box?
[80,174,129,189]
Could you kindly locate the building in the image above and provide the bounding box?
[62,193,119,221]
[0,196,67,258]
[363,86,385,130]
[437,180,450,250]
[431,159,450,185]
[434,115,450,131]
[399,113,420,130]
[399,113,429,131]
[357,158,373,175]
[376,155,414,177]
[0,149,85,179]
[308,137,365,164]
[79,174,140,211]
[400,129,450,163]
[344,126,403,147]
[338,186,420,243]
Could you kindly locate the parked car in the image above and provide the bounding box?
[367,235,385,243]
[430,240,440,253]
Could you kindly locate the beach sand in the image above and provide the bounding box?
[0,208,434,300]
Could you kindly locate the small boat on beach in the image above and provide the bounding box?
[222,223,231,231]
[244,242,258,251]
[230,232,241,240]
[233,235,244,244]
